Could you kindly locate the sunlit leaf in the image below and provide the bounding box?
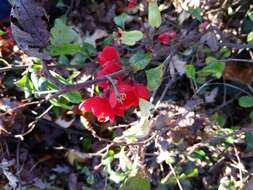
[129,51,152,72]
[145,65,163,90]
[148,1,161,28]
[121,30,144,46]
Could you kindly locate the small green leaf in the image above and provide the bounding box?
[145,65,163,91]
[184,64,196,81]
[114,13,130,29]
[247,31,253,44]
[0,29,6,36]
[62,91,82,104]
[148,1,161,28]
[16,73,34,98]
[129,51,152,72]
[121,30,144,46]
[199,62,225,78]
[119,172,151,190]
[239,96,253,108]
[188,7,202,22]
[250,111,253,121]
[248,11,253,22]
[49,98,72,110]
[48,43,82,56]
[82,42,97,57]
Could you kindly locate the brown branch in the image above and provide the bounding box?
[47,67,130,100]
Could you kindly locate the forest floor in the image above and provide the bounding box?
[0,0,253,190]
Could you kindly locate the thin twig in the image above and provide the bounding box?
[47,67,130,99]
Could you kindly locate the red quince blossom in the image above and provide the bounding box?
[128,0,137,8]
[109,82,149,116]
[199,21,209,30]
[158,31,177,44]
[79,96,115,123]
[98,46,120,65]
[96,60,123,88]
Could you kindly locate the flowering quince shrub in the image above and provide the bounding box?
[79,46,149,123]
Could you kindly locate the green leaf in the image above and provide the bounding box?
[49,98,72,110]
[247,31,253,44]
[129,51,152,72]
[239,96,253,108]
[62,91,82,104]
[148,1,161,28]
[48,43,82,56]
[188,7,202,22]
[82,42,97,57]
[199,62,225,78]
[184,64,196,81]
[248,11,253,22]
[121,30,144,46]
[250,111,253,121]
[114,13,130,29]
[50,18,80,46]
[119,172,151,190]
[0,29,6,36]
[16,73,34,98]
[245,132,253,149]
[145,65,163,91]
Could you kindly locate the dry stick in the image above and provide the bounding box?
[211,26,253,49]
[47,67,130,99]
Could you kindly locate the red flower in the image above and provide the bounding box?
[96,60,123,88]
[158,31,177,44]
[199,21,209,30]
[98,46,120,65]
[109,82,149,116]
[79,96,114,123]
[128,0,137,8]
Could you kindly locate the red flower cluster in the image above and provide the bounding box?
[79,46,149,123]
[128,0,137,8]
[158,31,177,44]
[199,21,209,30]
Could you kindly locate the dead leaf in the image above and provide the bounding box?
[84,29,108,47]
[224,62,253,85]
[10,0,50,59]
[200,32,219,52]
[205,87,218,103]
[170,55,187,76]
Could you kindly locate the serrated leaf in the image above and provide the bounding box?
[239,96,253,108]
[145,65,163,91]
[148,1,161,28]
[121,30,144,46]
[129,51,152,72]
